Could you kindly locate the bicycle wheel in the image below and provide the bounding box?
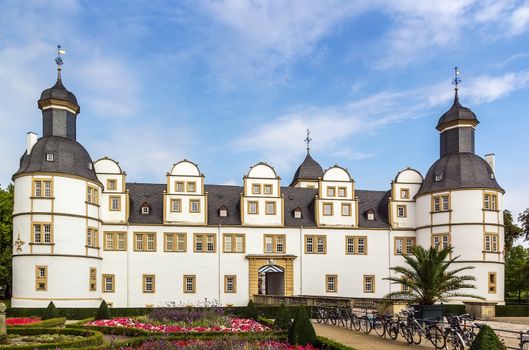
[323,310,329,325]
[359,316,372,334]
[373,317,386,337]
[428,325,446,350]
[399,324,412,344]
[386,320,399,340]
[408,324,422,344]
[351,314,361,331]
[522,340,529,350]
[445,329,464,350]
[315,309,323,324]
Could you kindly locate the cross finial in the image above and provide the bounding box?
[55,45,66,80]
[452,66,461,91]
[304,129,312,153]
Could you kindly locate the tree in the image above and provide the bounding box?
[95,300,112,320]
[43,301,59,320]
[273,303,292,330]
[0,184,14,299]
[243,299,258,320]
[504,210,523,253]
[504,246,529,302]
[519,208,529,241]
[383,246,483,305]
[288,306,316,345]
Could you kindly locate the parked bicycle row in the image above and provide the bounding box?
[312,305,529,350]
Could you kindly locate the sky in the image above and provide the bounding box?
[1,0,529,220]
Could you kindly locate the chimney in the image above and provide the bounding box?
[485,153,495,173]
[26,132,38,155]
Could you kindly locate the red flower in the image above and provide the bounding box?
[6,317,40,325]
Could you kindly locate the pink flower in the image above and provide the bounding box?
[6,317,40,325]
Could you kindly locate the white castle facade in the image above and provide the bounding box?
[11,70,505,308]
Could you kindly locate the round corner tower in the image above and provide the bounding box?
[11,68,103,307]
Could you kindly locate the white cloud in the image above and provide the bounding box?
[509,4,529,35]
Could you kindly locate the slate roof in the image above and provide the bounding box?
[290,153,324,186]
[416,152,503,195]
[127,183,390,228]
[436,92,478,131]
[38,78,79,108]
[13,136,100,184]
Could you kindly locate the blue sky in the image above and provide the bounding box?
[1,0,529,218]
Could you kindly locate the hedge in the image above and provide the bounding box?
[7,317,66,328]
[2,327,103,350]
[496,304,529,317]
[443,304,466,315]
[314,336,356,350]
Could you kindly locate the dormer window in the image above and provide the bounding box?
[88,163,93,170]
[366,209,375,221]
[293,208,302,219]
[46,153,54,162]
[434,172,443,182]
[140,203,150,214]
[219,206,228,217]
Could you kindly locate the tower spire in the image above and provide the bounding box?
[304,129,312,154]
[451,66,461,103]
[55,45,66,81]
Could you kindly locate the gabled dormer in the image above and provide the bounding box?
[94,157,129,224]
[241,162,284,226]
[163,160,207,225]
[389,168,423,229]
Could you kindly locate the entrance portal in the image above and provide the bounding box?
[258,265,285,295]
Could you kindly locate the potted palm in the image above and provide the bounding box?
[384,246,484,320]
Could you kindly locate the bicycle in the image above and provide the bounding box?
[401,308,445,349]
[444,314,480,350]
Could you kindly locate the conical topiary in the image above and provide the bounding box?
[95,300,112,320]
[288,306,316,345]
[43,301,59,320]
[243,299,258,320]
[469,325,506,350]
[274,303,291,330]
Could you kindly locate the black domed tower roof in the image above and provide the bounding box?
[436,90,478,131]
[290,152,324,186]
[38,78,80,111]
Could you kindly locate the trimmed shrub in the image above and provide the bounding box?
[288,306,316,346]
[42,301,58,320]
[469,325,507,350]
[496,304,529,317]
[95,300,112,320]
[314,336,355,350]
[2,327,103,350]
[274,303,291,330]
[243,299,258,320]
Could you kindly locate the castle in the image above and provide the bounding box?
[11,64,505,308]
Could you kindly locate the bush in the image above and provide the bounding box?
[95,300,112,320]
[314,336,355,350]
[274,303,291,330]
[42,301,58,320]
[469,325,506,350]
[243,300,258,320]
[2,327,103,350]
[288,306,316,346]
[496,304,529,317]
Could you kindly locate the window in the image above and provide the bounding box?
[224,275,237,293]
[143,275,155,293]
[363,275,375,293]
[223,234,245,253]
[263,184,272,195]
[35,265,47,291]
[341,203,351,216]
[141,205,150,214]
[194,234,216,253]
[435,173,443,182]
[294,208,302,219]
[323,203,333,216]
[264,234,286,253]
[33,179,53,198]
[483,193,498,210]
[184,275,196,293]
[484,233,499,252]
[87,185,99,205]
[109,196,121,211]
[432,194,450,212]
[395,237,416,255]
[248,201,258,215]
[104,232,127,251]
[219,207,228,217]
[171,199,182,212]
[175,181,184,192]
[46,153,54,161]
[345,236,367,255]
[327,186,336,197]
[338,187,347,197]
[107,179,117,191]
[134,233,156,252]
[401,277,410,292]
[187,181,196,193]
[87,227,98,248]
[89,268,97,291]
[265,201,276,215]
[32,223,53,244]
[252,184,261,194]
[396,205,407,218]
[103,274,115,293]
[400,188,410,199]
[326,275,337,292]
[189,199,200,213]
[305,235,326,254]
[432,234,450,250]
[164,233,186,252]
[488,272,497,293]
[367,210,375,221]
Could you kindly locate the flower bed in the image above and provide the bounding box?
[119,339,317,350]
[6,317,40,326]
[85,317,269,333]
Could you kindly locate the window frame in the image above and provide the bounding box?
[164,232,187,252]
[396,205,407,218]
[134,232,157,252]
[400,188,410,199]
[252,183,261,195]
[483,192,498,211]
[35,265,48,291]
[104,232,127,251]
[175,181,185,192]
[86,227,99,248]
[31,222,53,244]
[223,234,245,253]
[248,201,259,215]
[394,237,416,255]
[432,194,450,212]
[171,198,182,213]
[265,201,276,215]
[326,274,338,293]
[187,181,197,193]
[345,236,368,255]
[338,187,347,197]
[305,235,327,254]
[488,272,497,294]
[322,202,333,216]
[263,234,286,254]
[109,196,121,211]
[484,233,499,253]
[106,179,117,191]
[142,274,156,293]
[194,233,216,253]
[327,186,336,197]
[86,185,99,205]
[341,203,352,216]
[89,267,97,292]
[33,178,53,198]
[183,275,196,293]
[102,274,115,293]
[432,233,450,251]
[363,275,375,293]
[224,275,237,293]
[263,184,272,195]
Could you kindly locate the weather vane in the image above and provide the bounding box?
[55,45,66,79]
[304,129,312,153]
[452,66,461,91]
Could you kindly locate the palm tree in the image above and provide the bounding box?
[384,246,484,305]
